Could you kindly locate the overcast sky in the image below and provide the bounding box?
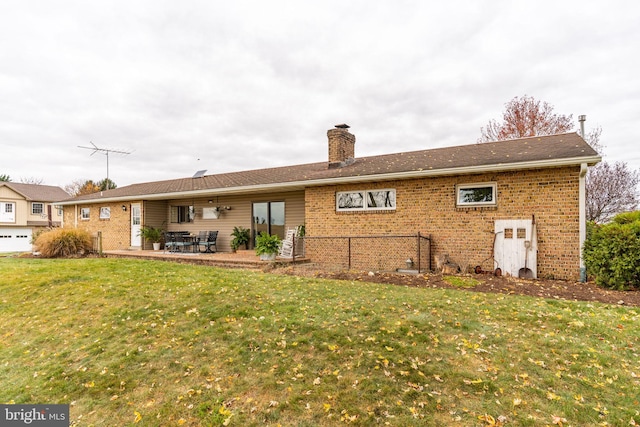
[1,1,638,189]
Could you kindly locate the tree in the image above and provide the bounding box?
[0,174,10,182]
[97,178,117,191]
[480,95,639,222]
[19,177,44,185]
[65,179,117,196]
[586,162,640,223]
[583,126,639,223]
[478,95,574,142]
[76,180,101,196]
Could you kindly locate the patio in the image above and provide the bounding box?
[103,249,309,270]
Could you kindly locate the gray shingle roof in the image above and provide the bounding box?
[60,132,600,203]
[1,182,69,201]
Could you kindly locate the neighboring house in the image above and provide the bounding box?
[56,125,600,280]
[0,182,69,252]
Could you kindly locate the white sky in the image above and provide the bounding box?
[1,1,638,188]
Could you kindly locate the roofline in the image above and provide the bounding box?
[56,155,601,205]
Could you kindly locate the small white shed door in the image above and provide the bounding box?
[494,219,537,278]
[0,228,33,253]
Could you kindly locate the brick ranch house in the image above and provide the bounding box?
[56,125,600,280]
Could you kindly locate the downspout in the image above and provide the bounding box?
[579,163,588,282]
[74,205,78,228]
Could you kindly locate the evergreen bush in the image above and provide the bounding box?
[583,212,640,290]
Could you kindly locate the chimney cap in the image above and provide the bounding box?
[335,123,350,129]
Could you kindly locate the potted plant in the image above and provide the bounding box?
[255,231,281,261]
[230,226,250,252]
[139,226,163,250]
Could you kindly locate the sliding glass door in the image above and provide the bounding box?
[252,201,285,244]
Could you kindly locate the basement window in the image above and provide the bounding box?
[336,189,396,212]
[456,182,497,207]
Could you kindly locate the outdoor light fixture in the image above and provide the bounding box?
[224,206,232,211]
[208,200,213,204]
[121,205,127,211]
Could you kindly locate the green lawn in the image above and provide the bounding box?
[1,257,639,426]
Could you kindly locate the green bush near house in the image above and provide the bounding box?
[254,231,281,256]
[230,226,250,250]
[583,211,640,290]
[138,226,164,244]
[33,228,93,257]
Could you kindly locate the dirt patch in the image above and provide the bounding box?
[274,264,640,307]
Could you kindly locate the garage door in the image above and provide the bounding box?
[0,228,33,253]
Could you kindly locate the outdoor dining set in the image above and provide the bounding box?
[164,231,218,253]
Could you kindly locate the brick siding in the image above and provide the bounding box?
[63,202,132,250]
[305,166,581,280]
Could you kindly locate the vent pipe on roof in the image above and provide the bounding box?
[578,115,586,138]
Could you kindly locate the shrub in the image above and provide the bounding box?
[583,212,640,290]
[34,228,93,258]
[230,226,250,251]
[254,232,281,256]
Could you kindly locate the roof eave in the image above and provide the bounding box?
[56,155,601,205]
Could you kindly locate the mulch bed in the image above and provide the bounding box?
[276,265,640,307]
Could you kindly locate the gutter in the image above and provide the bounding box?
[56,155,602,206]
[579,162,589,282]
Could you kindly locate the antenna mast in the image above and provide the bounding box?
[78,142,131,183]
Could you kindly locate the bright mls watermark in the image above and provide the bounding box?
[1,405,69,426]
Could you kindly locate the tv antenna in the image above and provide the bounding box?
[78,142,132,183]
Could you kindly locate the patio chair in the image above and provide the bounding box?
[175,232,196,253]
[164,231,177,252]
[199,231,218,253]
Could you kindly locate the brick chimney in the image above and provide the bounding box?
[327,124,355,168]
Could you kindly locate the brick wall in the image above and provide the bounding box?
[305,166,582,280]
[63,202,132,250]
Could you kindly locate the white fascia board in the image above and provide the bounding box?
[57,155,601,205]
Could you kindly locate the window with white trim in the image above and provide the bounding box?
[31,202,44,215]
[81,208,90,220]
[336,189,396,212]
[1,202,15,222]
[456,182,497,207]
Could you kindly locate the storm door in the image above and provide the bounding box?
[130,203,141,247]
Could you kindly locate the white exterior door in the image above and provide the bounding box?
[0,228,32,253]
[130,203,141,247]
[494,219,537,278]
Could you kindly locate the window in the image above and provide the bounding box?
[170,205,194,223]
[456,182,497,207]
[336,189,396,212]
[32,203,44,215]
[81,208,90,220]
[99,207,111,219]
[1,202,15,222]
